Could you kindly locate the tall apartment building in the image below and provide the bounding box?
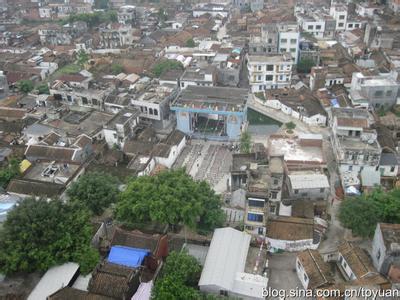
[329,3,348,32]
[247,53,294,92]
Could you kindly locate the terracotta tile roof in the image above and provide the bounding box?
[336,118,368,128]
[57,74,87,83]
[266,216,314,241]
[25,145,76,161]
[88,262,138,299]
[0,107,26,120]
[7,179,64,198]
[297,249,334,289]
[111,227,160,253]
[48,287,114,300]
[338,242,376,279]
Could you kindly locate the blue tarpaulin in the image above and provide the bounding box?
[107,246,150,268]
[330,98,340,108]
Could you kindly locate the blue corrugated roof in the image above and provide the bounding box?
[107,246,150,268]
[330,98,339,108]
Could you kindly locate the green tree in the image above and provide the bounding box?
[0,158,20,189]
[37,83,50,94]
[76,49,89,67]
[115,169,224,233]
[186,38,196,48]
[111,63,124,75]
[240,131,251,154]
[17,80,34,94]
[67,172,119,215]
[152,60,183,77]
[339,188,400,237]
[0,199,99,275]
[297,58,315,74]
[152,251,202,300]
[285,121,296,133]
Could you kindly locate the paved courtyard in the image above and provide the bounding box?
[173,141,233,193]
[267,252,305,300]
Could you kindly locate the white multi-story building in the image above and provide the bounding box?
[247,53,293,92]
[277,23,300,63]
[330,3,348,32]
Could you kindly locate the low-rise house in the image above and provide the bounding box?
[266,216,320,252]
[286,172,330,201]
[103,108,140,148]
[48,287,114,299]
[379,152,399,178]
[199,227,268,299]
[180,67,216,90]
[349,71,400,109]
[372,223,400,280]
[296,249,334,290]
[263,87,327,126]
[268,134,326,171]
[7,160,85,199]
[25,134,93,162]
[88,262,140,299]
[338,241,387,285]
[28,263,80,300]
[130,82,178,131]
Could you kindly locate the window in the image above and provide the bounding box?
[257,75,262,81]
[154,109,158,116]
[280,38,287,44]
[273,179,278,185]
[297,261,302,270]
[258,65,262,71]
[82,97,88,105]
[247,213,263,222]
[253,47,257,53]
[280,48,286,52]
[349,166,353,171]
[320,188,325,193]
[391,166,396,172]
[386,90,393,97]
[294,189,299,194]
[348,23,353,28]
[338,22,344,27]
[266,75,273,81]
[377,249,381,260]
[270,191,278,199]
[374,90,384,98]
[355,24,360,28]
[316,25,321,30]
[267,65,274,71]
[263,47,267,52]
[92,98,98,106]
[339,15,345,20]
[259,85,263,91]
[290,39,297,44]
[304,273,308,282]
[220,290,228,296]
[279,75,284,81]
[308,25,313,30]
[248,199,264,207]
[258,227,264,235]
[269,205,276,214]
[181,82,185,87]
[290,48,296,53]
[343,261,348,269]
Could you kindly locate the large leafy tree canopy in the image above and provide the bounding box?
[67,172,119,215]
[339,188,400,237]
[152,60,183,77]
[0,158,20,189]
[0,198,99,275]
[115,169,224,233]
[152,251,202,300]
